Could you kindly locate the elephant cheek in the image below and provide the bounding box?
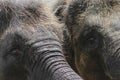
[75,52,97,80]
[75,52,87,76]
[74,51,109,80]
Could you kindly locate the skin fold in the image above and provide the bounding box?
[0,0,83,80]
[55,0,120,80]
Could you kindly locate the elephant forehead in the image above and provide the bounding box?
[72,12,120,40]
[80,12,120,30]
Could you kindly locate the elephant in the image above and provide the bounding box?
[0,0,83,80]
[55,0,120,80]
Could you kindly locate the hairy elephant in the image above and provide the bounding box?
[55,0,120,80]
[0,0,83,80]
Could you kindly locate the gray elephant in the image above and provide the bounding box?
[55,0,120,80]
[0,0,83,80]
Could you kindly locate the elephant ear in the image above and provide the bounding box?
[63,25,79,74]
[54,5,68,23]
[54,4,78,73]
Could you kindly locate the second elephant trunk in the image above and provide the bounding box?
[100,29,120,80]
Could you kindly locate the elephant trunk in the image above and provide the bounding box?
[26,28,83,80]
[102,29,120,80]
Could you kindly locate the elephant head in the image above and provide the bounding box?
[0,0,83,80]
[56,0,120,80]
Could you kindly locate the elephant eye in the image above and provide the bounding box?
[86,35,99,48]
[4,47,24,63]
[80,29,102,51]
[10,49,23,57]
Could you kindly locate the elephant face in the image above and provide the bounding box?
[0,0,83,80]
[62,0,120,80]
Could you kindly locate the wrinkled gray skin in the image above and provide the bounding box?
[55,0,120,80]
[0,0,83,80]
